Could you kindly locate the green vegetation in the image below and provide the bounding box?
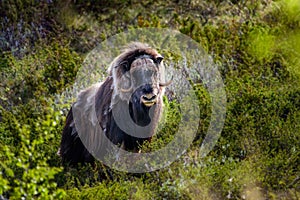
[0,0,299,199]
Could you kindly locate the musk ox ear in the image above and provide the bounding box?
[155,55,164,64]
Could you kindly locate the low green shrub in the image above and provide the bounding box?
[0,106,66,199]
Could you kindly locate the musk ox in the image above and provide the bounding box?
[59,42,171,165]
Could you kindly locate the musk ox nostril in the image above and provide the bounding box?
[142,94,157,101]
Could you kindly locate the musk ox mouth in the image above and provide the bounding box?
[142,100,156,107]
[141,93,157,107]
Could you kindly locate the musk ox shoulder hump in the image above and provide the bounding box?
[74,82,103,126]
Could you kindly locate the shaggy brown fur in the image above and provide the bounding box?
[59,42,168,165]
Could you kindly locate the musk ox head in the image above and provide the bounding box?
[106,42,172,136]
[109,42,171,111]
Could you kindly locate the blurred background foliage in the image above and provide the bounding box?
[0,0,299,199]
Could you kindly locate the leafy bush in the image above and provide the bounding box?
[0,106,66,199]
[0,42,81,108]
[0,40,81,199]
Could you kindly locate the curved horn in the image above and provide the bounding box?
[159,76,173,87]
[120,86,133,93]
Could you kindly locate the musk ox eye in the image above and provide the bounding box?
[119,60,130,72]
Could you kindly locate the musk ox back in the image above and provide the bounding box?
[59,42,171,165]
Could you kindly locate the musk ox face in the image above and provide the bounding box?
[109,43,171,123]
[126,56,163,127]
[121,55,163,107]
[110,43,170,104]
[109,44,172,128]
